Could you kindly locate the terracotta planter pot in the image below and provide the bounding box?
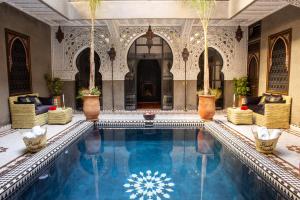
[198,95,216,121]
[238,96,246,107]
[83,95,100,121]
[53,95,62,107]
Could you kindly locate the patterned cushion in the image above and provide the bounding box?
[27,95,42,106]
[17,96,31,103]
[258,93,270,105]
[265,94,283,103]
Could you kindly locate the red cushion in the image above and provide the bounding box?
[49,106,57,111]
[241,105,249,110]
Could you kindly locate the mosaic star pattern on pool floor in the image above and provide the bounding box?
[124,170,175,200]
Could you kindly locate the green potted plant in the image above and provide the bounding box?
[233,77,250,107]
[44,74,63,107]
[80,0,102,121]
[190,0,216,120]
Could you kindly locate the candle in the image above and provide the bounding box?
[233,94,236,108]
[62,94,65,108]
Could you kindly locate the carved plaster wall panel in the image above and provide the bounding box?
[52,25,247,81]
[286,0,300,7]
[52,26,111,80]
[188,26,247,80]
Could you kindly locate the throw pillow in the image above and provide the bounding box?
[258,93,270,105]
[18,96,31,103]
[27,96,42,106]
[266,94,283,103]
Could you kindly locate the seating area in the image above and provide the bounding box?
[1,0,300,199]
[9,94,73,128]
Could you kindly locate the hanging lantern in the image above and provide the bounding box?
[182,45,190,62]
[145,25,154,53]
[235,25,243,42]
[107,46,116,61]
[56,26,64,43]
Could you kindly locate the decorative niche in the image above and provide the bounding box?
[267,29,292,94]
[5,29,32,95]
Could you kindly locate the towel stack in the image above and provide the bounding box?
[253,127,281,140]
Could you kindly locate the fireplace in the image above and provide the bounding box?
[137,60,161,108]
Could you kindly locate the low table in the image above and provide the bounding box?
[227,107,253,125]
[48,107,73,125]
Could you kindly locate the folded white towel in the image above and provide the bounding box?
[31,126,46,136]
[269,129,281,140]
[257,127,269,140]
[23,132,36,139]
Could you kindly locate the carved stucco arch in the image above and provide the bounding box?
[71,45,103,80]
[188,26,235,81]
[118,26,181,80]
[190,44,229,80]
[63,27,111,80]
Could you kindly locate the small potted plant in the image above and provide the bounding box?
[44,74,63,107]
[77,87,101,121]
[233,77,250,107]
[197,88,222,120]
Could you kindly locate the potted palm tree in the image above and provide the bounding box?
[190,0,216,120]
[233,77,250,107]
[80,0,102,121]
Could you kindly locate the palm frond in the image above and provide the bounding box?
[89,0,101,18]
[190,0,216,28]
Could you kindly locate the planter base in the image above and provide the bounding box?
[198,95,216,121]
[83,95,100,121]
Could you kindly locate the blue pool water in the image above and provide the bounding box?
[18,128,284,200]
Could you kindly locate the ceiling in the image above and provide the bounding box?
[1,0,296,27]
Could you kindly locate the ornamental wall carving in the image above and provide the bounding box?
[52,26,111,80]
[188,26,247,80]
[286,0,300,7]
[51,25,247,81]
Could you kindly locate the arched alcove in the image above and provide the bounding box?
[268,38,289,94]
[248,55,259,96]
[75,48,102,110]
[197,47,224,109]
[5,29,32,95]
[125,34,173,110]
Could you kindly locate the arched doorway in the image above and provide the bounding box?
[197,47,224,109]
[125,34,173,110]
[75,48,102,110]
[248,55,259,96]
[137,60,161,108]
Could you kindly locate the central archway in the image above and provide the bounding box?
[125,34,174,110]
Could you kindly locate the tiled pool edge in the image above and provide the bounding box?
[205,122,300,200]
[0,121,94,200]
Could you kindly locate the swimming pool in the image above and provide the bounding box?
[15,127,287,200]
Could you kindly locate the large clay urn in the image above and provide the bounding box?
[198,95,216,121]
[83,95,100,121]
